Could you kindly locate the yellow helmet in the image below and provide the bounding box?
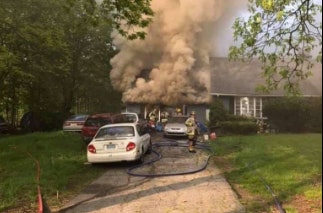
[190,111,196,116]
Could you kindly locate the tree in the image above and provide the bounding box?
[229,0,322,94]
[98,0,154,40]
[0,0,153,126]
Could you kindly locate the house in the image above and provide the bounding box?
[124,57,322,124]
[210,57,322,120]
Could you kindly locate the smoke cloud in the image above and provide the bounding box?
[110,0,229,106]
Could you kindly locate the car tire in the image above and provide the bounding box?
[137,148,145,164]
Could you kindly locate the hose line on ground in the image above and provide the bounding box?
[9,146,50,213]
[246,163,286,213]
[56,139,214,212]
[127,139,214,177]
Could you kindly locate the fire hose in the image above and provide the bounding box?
[246,163,286,213]
[9,139,285,213]
[127,139,214,177]
[10,146,46,213]
[56,139,213,212]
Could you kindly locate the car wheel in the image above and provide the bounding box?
[137,148,145,164]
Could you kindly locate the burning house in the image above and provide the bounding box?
[109,0,322,123]
[109,0,224,123]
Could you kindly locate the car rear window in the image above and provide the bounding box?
[85,117,112,127]
[95,126,135,138]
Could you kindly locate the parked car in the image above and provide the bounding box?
[81,113,116,144]
[121,112,139,123]
[20,111,42,132]
[120,112,150,127]
[163,115,188,138]
[0,116,10,134]
[62,114,89,132]
[87,123,152,163]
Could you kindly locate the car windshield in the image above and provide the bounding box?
[95,126,135,138]
[85,117,112,127]
[68,115,88,121]
[167,116,187,123]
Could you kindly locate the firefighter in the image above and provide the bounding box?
[161,111,169,128]
[185,111,198,153]
[148,109,157,122]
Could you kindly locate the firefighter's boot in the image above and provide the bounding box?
[188,141,196,153]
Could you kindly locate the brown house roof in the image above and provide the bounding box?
[210,57,322,97]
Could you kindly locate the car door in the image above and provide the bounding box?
[136,124,150,152]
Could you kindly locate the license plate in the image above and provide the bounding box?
[106,144,116,149]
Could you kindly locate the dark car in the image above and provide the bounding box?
[0,116,10,134]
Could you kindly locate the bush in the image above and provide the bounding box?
[208,100,258,135]
[209,99,228,127]
[20,111,65,132]
[220,121,258,135]
[263,97,322,133]
[306,97,322,133]
[227,114,256,122]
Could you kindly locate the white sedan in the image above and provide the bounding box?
[87,123,152,164]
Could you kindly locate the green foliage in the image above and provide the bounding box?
[100,0,154,40]
[229,0,322,95]
[0,0,138,125]
[263,97,322,133]
[209,99,257,135]
[226,114,256,122]
[208,99,229,127]
[212,134,322,212]
[220,121,258,135]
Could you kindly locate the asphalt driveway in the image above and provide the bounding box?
[58,133,245,213]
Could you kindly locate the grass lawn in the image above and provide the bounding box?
[211,134,322,213]
[0,131,107,212]
[0,132,321,212]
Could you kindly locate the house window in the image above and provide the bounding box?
[241,97,250,116]
[235,97,263,118]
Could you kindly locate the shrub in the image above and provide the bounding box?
[209,99,229,127]
[208,100,258,135]
[220,121,258,135]
[263,97,322,133]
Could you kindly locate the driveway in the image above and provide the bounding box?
[59,133,245,213]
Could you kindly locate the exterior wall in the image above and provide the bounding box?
[186,105,208,124]
[123,104,141,114]
[211,96,235,114]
